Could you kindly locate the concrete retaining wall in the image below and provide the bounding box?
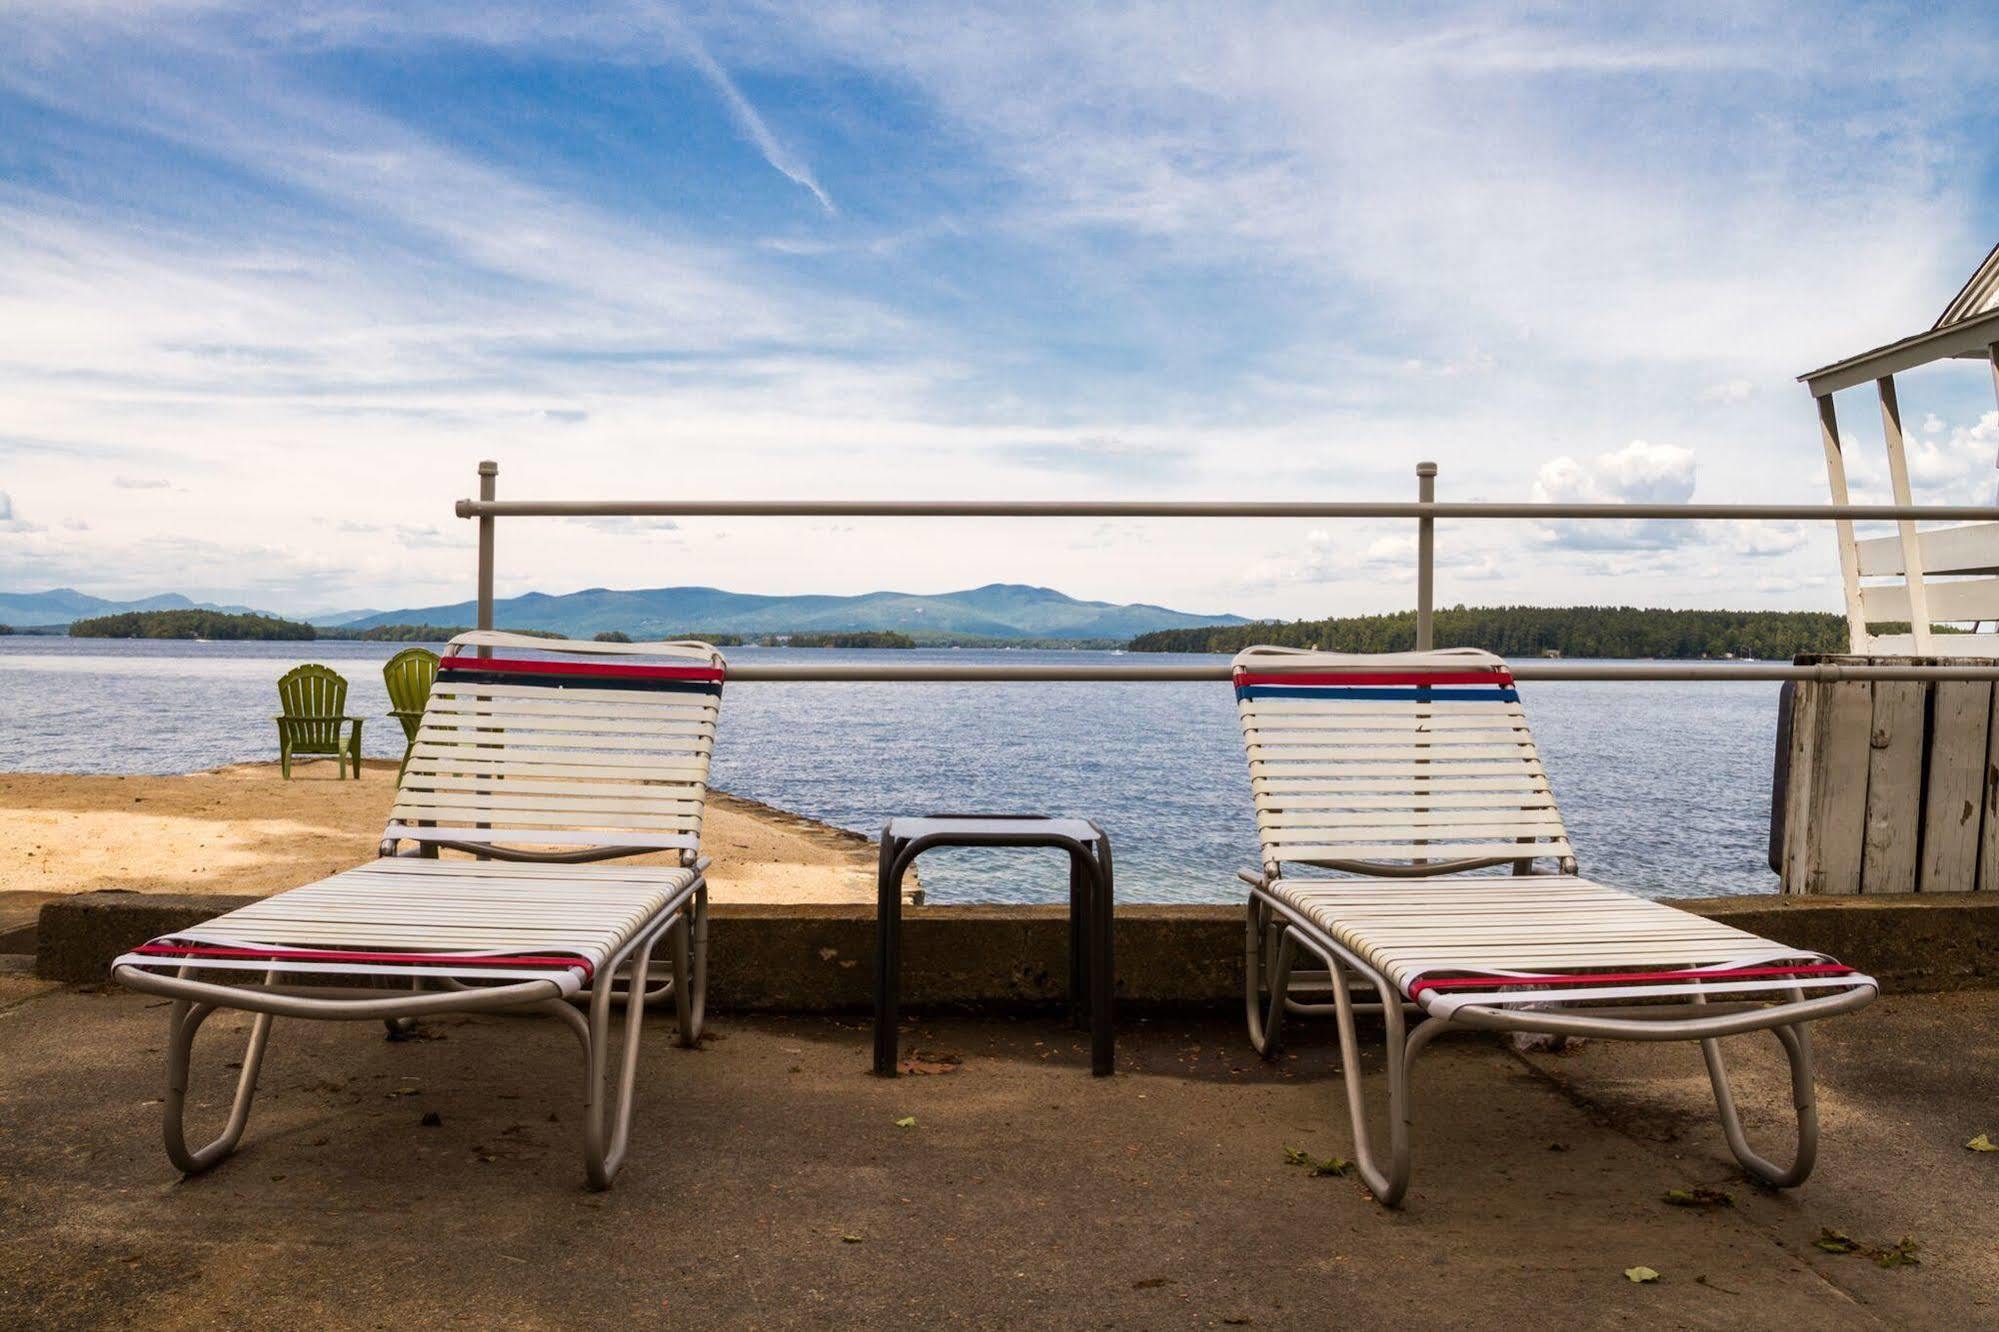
[36,890,1999,1007]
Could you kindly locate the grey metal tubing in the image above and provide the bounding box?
[116,966,568,1020]
[1702,1010,1818,1187]
[127,881,691,1185]
[457,497,1999,521]
[716,660,1999,683]
[475,461,496,658]
[1415,462,1436,652]
[164,984,275,1173]
[1243,880,1871,1204]
[1442,984,1875,1041]
[1251,882,1876,1043]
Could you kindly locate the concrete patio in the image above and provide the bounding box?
[2,975,1994,1328]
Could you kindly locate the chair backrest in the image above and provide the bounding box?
[386,632,727,861]
[1232,645,1573,877]
[382,647,439,716]
[277,664,349,749]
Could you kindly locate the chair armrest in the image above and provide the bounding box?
[1238,867,1274,889]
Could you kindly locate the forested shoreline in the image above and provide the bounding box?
[1128,606,1854,659]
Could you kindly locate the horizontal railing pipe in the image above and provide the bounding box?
[718,661,1999,684]
[457,498,1999,522]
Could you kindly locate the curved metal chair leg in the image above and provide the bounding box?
[673,885,708,1047]
[580,928,665,1189]
[1244,900,1295,1058]
[1325,955,1449,1207]
[163,997,276,1174]
[1701,1020,1819,1188]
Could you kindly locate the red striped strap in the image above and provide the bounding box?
[1407,961,1855,998]
[440,656,723,682]
[1233,670,1514,687]
[133,941,595,979]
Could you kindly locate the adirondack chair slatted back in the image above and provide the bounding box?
[383,647,440,742]
[388,632,726,858]
[1232,646,1573,876]
[277,664,351,752]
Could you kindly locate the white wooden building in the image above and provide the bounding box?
[1800,241,1999,655]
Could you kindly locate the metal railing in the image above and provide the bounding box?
[456,459,1999,682]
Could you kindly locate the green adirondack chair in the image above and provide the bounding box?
[382,647,439,779]
[275,664,364,779]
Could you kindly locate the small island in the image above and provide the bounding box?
[68,610,315,640]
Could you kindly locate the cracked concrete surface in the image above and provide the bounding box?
[0,980,1992,1328]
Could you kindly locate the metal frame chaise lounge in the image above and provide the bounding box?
[1232,645,1877,1206]
[114,632,727,1188]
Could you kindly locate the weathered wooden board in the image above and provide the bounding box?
[1781,674,1822,893]
[1920,681,1991,893]
[1859,576,1999,624]
[1861,682,1924,894]
[1856,521,1999,577]
[1803,680,1872,894]
[1981,689,1999,897]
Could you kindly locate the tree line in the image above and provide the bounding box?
[69,610,316,640]
[763,631,915,648]
[1128,605,1854,659]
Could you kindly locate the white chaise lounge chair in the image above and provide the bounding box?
[114,632,726,1188]
[1232,646,1877,1206]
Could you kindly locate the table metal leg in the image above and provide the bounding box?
[1067,853,1089,1029]
[873,833,901,1077]
[1090,838,1115,1076]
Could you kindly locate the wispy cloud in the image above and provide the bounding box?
[677,26,836,216]
[0,2,1993,617]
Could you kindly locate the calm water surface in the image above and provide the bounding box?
[0,639,1781,903]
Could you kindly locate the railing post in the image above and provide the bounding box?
[476,460,497,659]
[1416,461,1437,651]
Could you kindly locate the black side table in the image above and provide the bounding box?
[874,814,1114,1077]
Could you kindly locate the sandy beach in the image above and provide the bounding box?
[0,759,886,936]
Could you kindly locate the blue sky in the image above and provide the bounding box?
[2,1,1997,618]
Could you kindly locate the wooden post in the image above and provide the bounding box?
[1816,395,1870,652]
[1415,462,1436,651]
[1981,682,1999,894]
[1800,677,1872,894]
[1988,344,1999,505]
[476,460,497,660]
[1921,680,1990,892]
[1877,376,1933,653]
[1860,681,1923,893]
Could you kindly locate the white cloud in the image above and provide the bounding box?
[1530,441,1696,552]
[1698,379,1755,405]
[0,490,11,521]
[113,476,171,489]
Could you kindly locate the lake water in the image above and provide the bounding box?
[0,639,1782,904]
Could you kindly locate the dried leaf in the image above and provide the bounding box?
[1814,1228,1860,1254]
[1874,1237,1921,1270]
[1662,1187,1734,1209]
[1624,1266,1660,1284]
[1281,1145,1353,1177]
[893,1116,917,1129]
[839,1233,863,1244]
[1966,1133,1997,1153]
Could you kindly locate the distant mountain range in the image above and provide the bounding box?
[0,588,261,628]
[0,583,1249,640]
[342,583,1249,641]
